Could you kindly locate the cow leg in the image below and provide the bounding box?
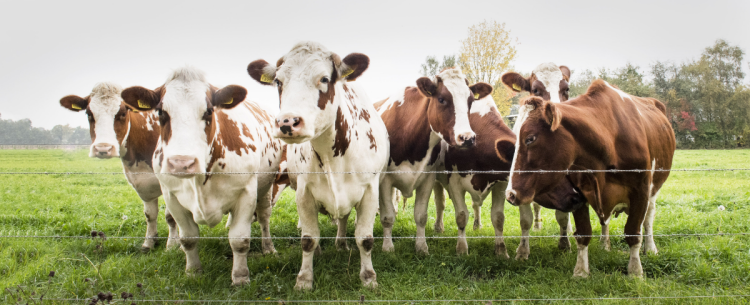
[414,176,435,255]
[515,204,533,260]
[490,182,509,258]
[472,195,483,231]
[626,191,649,278]
[335,213,350,251]
[164,192,202,275]
[227,189,257,286]
[295,189,319,291]
[256,189,277,255]
[556,211,572,251]
[378,179,396,252]
[447,186,470,255]
[355,184,379,289]
[141,197,159,252]
[600,220,611,251]
[642,191,659,255]
[165,206,180,250]
[433,182,446,234]
[572,205,592,278]
[532,203,543,230]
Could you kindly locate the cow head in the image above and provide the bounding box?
[59,82,134,159]
[122,67,246,178]
[247,41,368,144]
[504,97,586,212]
[501,63,571,103]
[416,68,491,148]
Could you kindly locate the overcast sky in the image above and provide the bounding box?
[1,0,748,129]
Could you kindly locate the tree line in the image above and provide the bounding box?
[0,113,91,145]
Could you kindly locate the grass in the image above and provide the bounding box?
[1,149,750,304]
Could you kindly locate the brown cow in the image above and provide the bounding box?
[505,79,675,278]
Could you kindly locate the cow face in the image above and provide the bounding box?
[416,68,491,147]
[247,42,369,144]
[504,97,585,211]
[60,83,131,159]
[122,67,246,178]
[502,63,571,103]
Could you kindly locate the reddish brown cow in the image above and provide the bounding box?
[505,79,675,278]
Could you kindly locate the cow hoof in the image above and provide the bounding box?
[643,244,658,255]
[533,221,543,231]
[186,268,203,277]
[415,241,429,255]
[558,238,571,251]
[600,238,611,251]
[362,279,378,289]
[382,240,395,252]
[495,244,509,259]
[314,245,322,255]
[515,248,530,261]
[336,241,349,251]
[166,239,180,251]
[473,221,482,231]
[360,270,378,289]
[456,241,468,256]
[232,277,250,286]
[294,280,313,291]
[572,270,589,278]
[262,247,278,255]
[140,245,153,253]
[434,222,444,234]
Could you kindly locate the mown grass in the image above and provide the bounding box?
[1,149,750,304]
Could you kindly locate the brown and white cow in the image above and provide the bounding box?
[248,42,389,290]
[505,80,675,277]
[60,83,178,252]
[374,68,492,255]
[122,67,283,285]
[501,63,575,249]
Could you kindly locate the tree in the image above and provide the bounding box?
[420,55,458,77]
[458,20,518,116]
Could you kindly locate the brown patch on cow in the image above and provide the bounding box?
[121,109,160,168]
[165,213,176,228]
[332,106,350,157]
[362,236,374,252]
[377,87,432,166]
[180,238,198,251]
[317,67,337,110]
[301,235,315,252]
[314,149,324,168]
[366,129,377,151]
[428,142,442,166]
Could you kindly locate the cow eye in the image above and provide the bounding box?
[438,98,445,105]
[275,79,282,86]
[87,113,94,122]
[203,108,213,122]
[525,135,537,145]
[320,77,329,84]
[533,89,540,95]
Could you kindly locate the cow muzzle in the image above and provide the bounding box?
[274,114,309,143]
[166,155,200,177]
[456,131,476,148]
[92,144,117,158]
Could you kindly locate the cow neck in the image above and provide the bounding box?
[120,110,159,169]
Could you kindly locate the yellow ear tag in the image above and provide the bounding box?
[512,84,522,91]
[71,104,82,110]
[260,74,274,83]
[474,93,480,99]
[137,99,151,109]
[224,97,234,105]
[342,68,354,79]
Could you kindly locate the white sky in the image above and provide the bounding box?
[1,0,748,129]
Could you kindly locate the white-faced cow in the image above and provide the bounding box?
[60,83,178,252]
[501,63,575,250]
[122,67,283,285]
[374,68,492,255]
[505,80,675,278]
[247,42,388,290]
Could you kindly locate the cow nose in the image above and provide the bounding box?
[93,144,115,158]
[166,156,199,176]
[505,189,518,206]
[457,132,476,147]
[275,115,304,136]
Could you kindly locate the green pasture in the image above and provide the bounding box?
[1,149,750,304]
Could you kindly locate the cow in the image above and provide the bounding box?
[59,83,178,252]
[374,68,492,255]
[504,80,675,278]
[247,41,389,290]
[501,63,575,251]
[121,66,283,285]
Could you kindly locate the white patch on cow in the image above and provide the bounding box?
[470,94,497,117]
[376,90,406,116]
[506,104,535,193]
[604,81,631,101]
[145,114,154,131]
[533,63,563,104]
[87,82,124,157]
[573,244,589,277]
[437,68,473,144]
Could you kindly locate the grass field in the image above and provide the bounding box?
[1,149,750,304]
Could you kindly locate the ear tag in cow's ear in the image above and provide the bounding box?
[512,84,522,91]
[137,99,151,109]
[224,98,233,105]
[474,93,480,99]
[260,74,274,84]
[342,68,354,79]
[71,104,82,110]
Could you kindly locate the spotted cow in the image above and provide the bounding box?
[375,68,492,255]
[60,83,178,252]
[247,42,389,290]
[122,67,283,285]
[504,80,675,277]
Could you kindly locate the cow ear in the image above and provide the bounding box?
[122,86,160,110]
[60,95,90,112]
[501,72,530,92]
[247,59,277,86]
[559,66,571,82]
[544,101,562,131]
[470,82,493,100]
[495,139,515,164]
[416,77,438,97]
[337,53,369,81]
[212,85,247,109]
